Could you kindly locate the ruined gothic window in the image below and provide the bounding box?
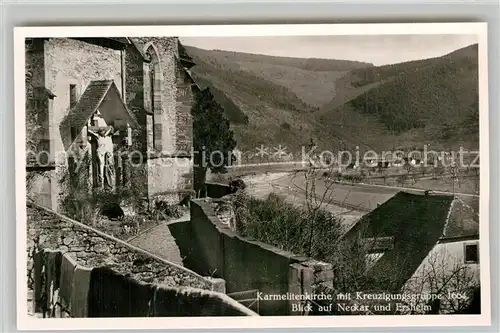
[150,65,156,149]
[146,45,163,152]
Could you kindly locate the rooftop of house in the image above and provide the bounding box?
[344,191,455,291]
[60,80,139,135]
[31,86,56,99]
[440,197,479,241]
[177,40,196,69]
[68,37,132,51]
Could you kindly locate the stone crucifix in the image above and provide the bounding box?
[87,125,116,190]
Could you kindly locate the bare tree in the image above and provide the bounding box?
[404,163,414,176]
[400,249,480,314]
[287,158,366,257]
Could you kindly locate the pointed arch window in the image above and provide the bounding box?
[145,45,163,152]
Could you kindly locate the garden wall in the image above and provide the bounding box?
[27,201,258,317]
[26,201,214,291]
[30,249,256,318]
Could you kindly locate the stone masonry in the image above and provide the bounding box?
[190,197,335,315]
[26,202,214,291]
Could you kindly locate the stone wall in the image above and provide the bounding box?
[146,157,193,203]
[25,38,46,88]
[140,286,257,317]
[175,58,194,154]
[25,39,58,209]
[123,44,149,198]
[26,171,56,209]
[31,249,255,317]
[27,37,194,208]
[125,37,194,203]
[44,38,123,155]
[31,38,124,211]
[27,202,258,317]
[190,198,334,316]
[26,202,214,291]
[25,40,49,155]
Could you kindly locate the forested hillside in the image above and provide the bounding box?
[184,43,479,155]
[319,44,479,150]
[186,46,373,154]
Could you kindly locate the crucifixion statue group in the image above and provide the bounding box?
[87,125,116,190]
[85,112,132,191]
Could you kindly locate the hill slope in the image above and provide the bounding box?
[185,46,374,156]
[318,44,479,150]
[185,46,372,107]
[185,43,479,157]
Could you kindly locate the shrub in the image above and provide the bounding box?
[343,174,363,183]
[58,154,148,225]
[232,192,343,261]
[154,200,184,219]
[229,178,246,193]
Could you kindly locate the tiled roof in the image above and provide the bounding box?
[32,87,56,98]
[178,40,196,69]
[127,37,149,61]
[107,37,131,45]
[61,80,112,130]
[60,80,138,133]
[344,192,454,291]
[177,40,192,61]
[441,197,479,239]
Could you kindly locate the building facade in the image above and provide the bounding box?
[402,198,480,314]
[25,37,197,211]
[343,191,480,313]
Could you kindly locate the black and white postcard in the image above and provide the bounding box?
[15,23,490,329]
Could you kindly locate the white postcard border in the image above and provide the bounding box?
[14,22,491,330]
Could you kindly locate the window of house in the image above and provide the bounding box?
[70,84,77,108]
[464,243,479,264]
[70,127,78,142]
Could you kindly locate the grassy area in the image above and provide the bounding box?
[95,205,188,241]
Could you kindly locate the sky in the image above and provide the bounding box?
[179,34,478,66]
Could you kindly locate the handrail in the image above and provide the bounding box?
[227,289,259,297]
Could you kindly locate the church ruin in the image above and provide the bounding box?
[25,37,198,210]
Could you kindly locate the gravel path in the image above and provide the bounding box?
[128,214,190,266]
